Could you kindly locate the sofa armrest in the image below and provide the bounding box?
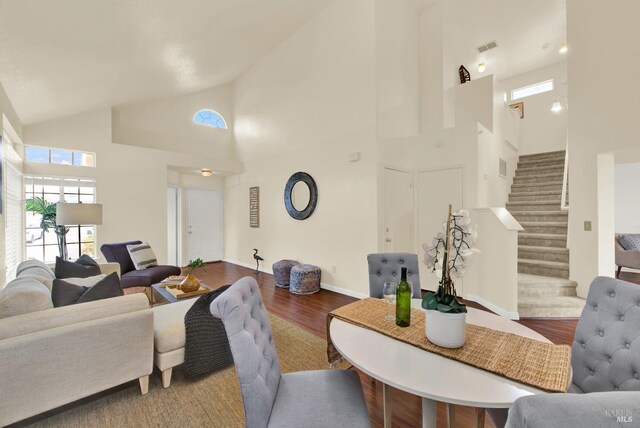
[616,249,640,269]
[0,293,148,341]
[0,308,153,426]
[99,262,121,277]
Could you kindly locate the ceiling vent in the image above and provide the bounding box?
[477,41,498,53]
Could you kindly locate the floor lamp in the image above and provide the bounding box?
[56,202,103,260]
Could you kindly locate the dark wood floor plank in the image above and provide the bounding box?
[187,261,580,428]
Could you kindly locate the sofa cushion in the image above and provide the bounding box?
[0,278,53,319]
[52,272,123,307]
[120,265,182,288]
[55,255,101,279]
[126,242,158,270]
[16,268,54,290]
[16,260,55,280]
[153,299,196,353]
[619,234,640,251]
[100,241,141,275]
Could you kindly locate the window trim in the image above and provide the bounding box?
[510,79,554,101]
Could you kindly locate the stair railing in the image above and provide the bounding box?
[561,134,569,211]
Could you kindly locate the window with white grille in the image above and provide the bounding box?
[4,156,24,283]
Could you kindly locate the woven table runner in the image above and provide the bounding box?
[327,298,571,393]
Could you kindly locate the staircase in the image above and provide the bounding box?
[506,150,585,317]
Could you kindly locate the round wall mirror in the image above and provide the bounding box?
[284,172,318,220]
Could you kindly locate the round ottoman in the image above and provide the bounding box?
[289,264,321,295]
[272,259,299,288]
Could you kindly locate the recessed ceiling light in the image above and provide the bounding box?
[201,168,213,177]
[477,63,486,73]
[559,44,568,54]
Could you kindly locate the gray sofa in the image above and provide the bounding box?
[0,260,154,426]
[615,234,640,278]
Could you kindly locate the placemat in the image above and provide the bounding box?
[327,298,571,393]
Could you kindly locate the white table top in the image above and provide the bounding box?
[330,300,553,408]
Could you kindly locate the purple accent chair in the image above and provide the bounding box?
[100,241,181,290]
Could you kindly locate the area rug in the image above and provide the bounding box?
[27,314,347,428]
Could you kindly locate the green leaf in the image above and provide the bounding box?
[421,292,439,310]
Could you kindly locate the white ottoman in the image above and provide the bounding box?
[152,299,197,388]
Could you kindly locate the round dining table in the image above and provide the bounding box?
[330,300,557,428]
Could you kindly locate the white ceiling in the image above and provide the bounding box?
[449,0,567,80]
[0,0,332,124]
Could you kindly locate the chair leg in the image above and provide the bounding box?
[143,287,155,306]
[447,403,456,428]
[475,407,485,428]
[162,368,173,388]
[139,375,149,395]
[616,266,622,278]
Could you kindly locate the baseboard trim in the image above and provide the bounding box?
[320,283,368,300]
[466,294,520,320]
[223,258,367,300]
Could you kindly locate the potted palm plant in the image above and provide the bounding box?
[180,258,206,292]
[25,197,70,260]
[422,205,477,348]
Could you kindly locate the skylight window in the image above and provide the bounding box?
[511,79,554,101]
[193,109,227,129]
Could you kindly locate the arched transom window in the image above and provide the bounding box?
[193,109,227,129]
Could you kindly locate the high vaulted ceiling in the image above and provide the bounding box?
[0,0,332,125]
[450,0,567,80]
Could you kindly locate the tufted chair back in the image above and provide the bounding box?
[571,276,640,393]
[210,277,281,428]
[367,253,421,298]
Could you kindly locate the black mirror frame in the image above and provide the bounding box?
[284,172,318,220]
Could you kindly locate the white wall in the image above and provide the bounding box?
[615,162,640,233]
[498,61,568,156]
[567,0,640,296]
[23,108,241,265]
[112,84,235,159]
[226,0,377,297]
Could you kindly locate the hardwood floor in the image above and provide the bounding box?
[174,261,580,428]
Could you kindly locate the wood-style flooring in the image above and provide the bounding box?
[169,261,582,428]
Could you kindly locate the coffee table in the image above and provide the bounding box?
[151,281,214,304]
[330,299,564,428]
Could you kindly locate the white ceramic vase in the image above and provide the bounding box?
[425,309,466,348]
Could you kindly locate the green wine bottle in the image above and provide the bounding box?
[396,267,411,327]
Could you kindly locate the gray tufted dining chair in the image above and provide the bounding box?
[492,276,640,428]
[210,276,371,428]
[367,253,422,298]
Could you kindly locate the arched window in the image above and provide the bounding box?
[193,109,227,129]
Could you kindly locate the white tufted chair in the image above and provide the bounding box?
[367,253,422,298]
[210,276,371,428]
[491,276,640,428]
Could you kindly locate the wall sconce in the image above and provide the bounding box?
[550,101,563,113]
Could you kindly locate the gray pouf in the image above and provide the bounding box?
[289,264,321,295]
[272,259,299,288]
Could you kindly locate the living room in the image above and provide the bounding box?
[1,0,640,427]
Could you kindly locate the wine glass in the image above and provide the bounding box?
[382,282,397,321]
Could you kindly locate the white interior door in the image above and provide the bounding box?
[167,187,178,266]
[186,189,223,262]
[383,167,413,252]
[417,167,463,292]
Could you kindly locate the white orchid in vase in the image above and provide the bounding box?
[422,205,479,314]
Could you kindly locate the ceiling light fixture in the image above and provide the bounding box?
[201,168,213,177]
[559,44,568,54]
[550,101,563,113]
[477,63,486,73]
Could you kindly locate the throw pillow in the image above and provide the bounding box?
[55,255,101,279]
[126,242,158,270]
[63,274,107,287]
[619,234,640,251]
[52,272,123,307]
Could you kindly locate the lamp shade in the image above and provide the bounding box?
[56,203,103,225]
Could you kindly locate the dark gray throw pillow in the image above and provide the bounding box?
[52,272,123,307]
[55,255,101,278]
